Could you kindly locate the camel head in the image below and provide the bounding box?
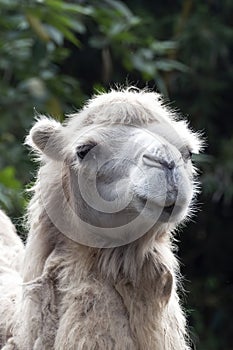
[27,88,202,248]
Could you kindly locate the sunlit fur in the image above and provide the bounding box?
[0,88,203,349]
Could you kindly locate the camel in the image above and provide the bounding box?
[0,88,203,349]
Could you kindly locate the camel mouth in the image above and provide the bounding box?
[163,204,175,215]
[159,203,184,222]
[134,193,185,224]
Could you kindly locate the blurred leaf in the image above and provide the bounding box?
[26,13,50,42]
[0,167,21,190]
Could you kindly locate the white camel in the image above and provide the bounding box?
[0,88,203,349]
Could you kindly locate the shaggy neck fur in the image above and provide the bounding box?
[6,156,189,350]
[16,191,189,350]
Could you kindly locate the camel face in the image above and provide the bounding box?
[70,124,194,230]
[28,89,201,247]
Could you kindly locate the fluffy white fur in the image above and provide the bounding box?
[0,210,24,348]
[0,88,203,350]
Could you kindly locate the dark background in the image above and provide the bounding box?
[0,1,232,348]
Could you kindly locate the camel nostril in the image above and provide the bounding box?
[143,154,176,170]
[159,159,175,170]
[142,154,160,168]
[167,160,175,170]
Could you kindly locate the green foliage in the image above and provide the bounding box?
[0,0,184,215]
[0,0,92,216]
[0,167,25,215]
[88,0,187,90]
[0,0,232,348]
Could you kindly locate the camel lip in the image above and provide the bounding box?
[134,195,185,223]
[163,204,175,215]
[159,204,184,222]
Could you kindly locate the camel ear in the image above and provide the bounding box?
[26,117,65,161]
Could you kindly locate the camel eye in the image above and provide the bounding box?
[181,147,193,161]
[76,142,97,160]
[188,150,193,159]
